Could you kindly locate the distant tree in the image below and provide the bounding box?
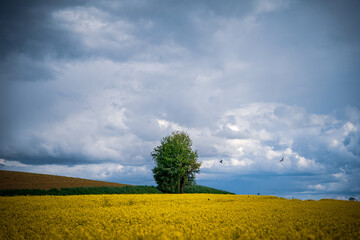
[151,131,201,193]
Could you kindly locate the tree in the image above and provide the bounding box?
[151,131,201,193]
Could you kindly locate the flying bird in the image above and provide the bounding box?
[220,160,223,163]
[280,157,284,162]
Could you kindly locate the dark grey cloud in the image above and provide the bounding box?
[0,0,360,199]
[0,1,89,139]
[0,0,88,87]
[257,0,360,112]
[0,0,87,60]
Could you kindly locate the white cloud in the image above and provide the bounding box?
[0,159,153,185]
[332,168,347,181]
[156,119,184,132]
[157,119,169,129]
[54,7,109,33]
[255,0,292,14]
[33,104,131,161]
[308,184,326,191]
[343,122,357,135]
[265,148,282,160]
[336,196,347,200]
[53,7,138,52]
[230,158,254,167]
[296,155,314,168]
[195,103,359,183]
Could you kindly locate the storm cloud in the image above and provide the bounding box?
[1,0,359,199]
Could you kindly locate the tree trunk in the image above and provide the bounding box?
[180,177,185,194]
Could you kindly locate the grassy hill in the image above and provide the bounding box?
[0,170,234,196]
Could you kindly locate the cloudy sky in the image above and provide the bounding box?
[1,0,359,200]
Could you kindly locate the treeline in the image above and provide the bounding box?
[0,185,234,196]
[183,185,234,194]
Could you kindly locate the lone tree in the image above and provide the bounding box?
[152,131,201,193]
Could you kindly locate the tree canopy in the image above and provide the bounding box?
[151,131,201,193]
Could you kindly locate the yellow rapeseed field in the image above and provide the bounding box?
[0,194,359,239]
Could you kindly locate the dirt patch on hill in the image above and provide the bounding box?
[0,170,129,190]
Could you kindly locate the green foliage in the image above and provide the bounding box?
[0,185,233,196]
[0,186,162,196]
[184,185,234,194]
[152,131,201,193]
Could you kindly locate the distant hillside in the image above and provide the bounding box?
[0,170,129,190]
[0,170,234,196]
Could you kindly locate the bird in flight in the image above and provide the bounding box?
[280,157,284,162]
[220,159,223,163]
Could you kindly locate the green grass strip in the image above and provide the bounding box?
[0,185,233,196]
[184,185,234,194]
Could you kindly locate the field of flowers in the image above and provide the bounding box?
[0,194,359,239]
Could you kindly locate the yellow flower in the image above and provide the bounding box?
[0,194,359,239]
